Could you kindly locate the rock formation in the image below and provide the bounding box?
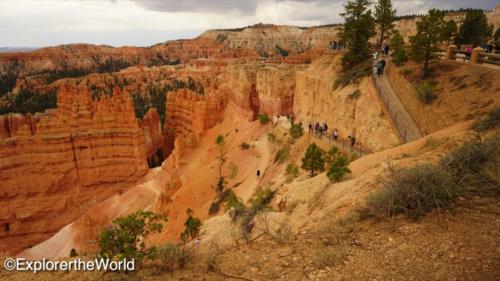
[293,55,401,152]
[0,86,148,255]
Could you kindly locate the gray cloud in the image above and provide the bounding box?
[132,0,499,17]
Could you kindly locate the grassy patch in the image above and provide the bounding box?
[258,113,270,124]
[416,80,437,104]
[365,133,500,220]
[472,106,500,132]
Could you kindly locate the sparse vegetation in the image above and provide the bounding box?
[274,145,290,164]
[258,113,270,124]
[366,133,500,220]
[267,132,277,143]
[416,80,437,104]
[98,210,165,263]
[301,143,325,177]
[285,163,299,182]
[154,242,195,272]
[289,122,304,139]
[327,155,352,182]
[472,107,500,132]
[229,163,238,179]
[0,87,58,115]
[334,60,372,88]
[180,208,202,241]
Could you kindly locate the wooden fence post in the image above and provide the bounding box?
[445,45,457,60]
[471,47,484,64]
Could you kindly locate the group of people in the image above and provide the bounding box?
[374,59,387,75]
[307,121,357,148]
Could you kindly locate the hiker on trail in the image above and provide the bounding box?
[324,123,328,133]
[376,62,382,76]
[308,122,313,134]
[277,196,287,212]
[379,59,386,74]
[315,122,320,137]
[256,169,261,180]
[332,129,339,141]
[348,136,356,150]
[465,47,472,60]
[384,45,389,55]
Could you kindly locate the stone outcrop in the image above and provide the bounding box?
[200,25,342,56]
[0,86,148,255]
[139,108,165,157]
[293,55,401,152]
[225,63,304,120]
[164,88,227,153]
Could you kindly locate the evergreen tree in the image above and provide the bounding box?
[340,0,376,69]
[301,143,325,177]
[215,135,227,193]
[374,0,396,47]
[409,9,446,77]
[180,208,202,241]
[389,31,407,65]
[455,9,493,47]
[442,20,458,45]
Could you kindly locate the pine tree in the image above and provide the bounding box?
[374,0,396,47]
[455,9,493,47]
[409,9,446,77]
[389,31,407,65]
[301,143,325,177]
[442,20,458,45]
[215,135,227,193]
[340,0,376,69]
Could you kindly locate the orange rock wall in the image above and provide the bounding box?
[164,89,227,153]
[0,86,148,255]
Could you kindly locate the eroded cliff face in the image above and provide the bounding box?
[200,25,342,56]
[164,88,228,154]
[225,63,305,120]
[0,86,148,255]
[293,55,401,152]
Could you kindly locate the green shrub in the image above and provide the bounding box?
[274,145,290,164]
[249,187,276,213]
[258,113,270,124]
[366,134,500,220]
[267,132,277,143]
[180,208,202,241]
[327,156,351,182]
[285,163,299,182]
[229,163,238,179]
[472,106,500,132]
[240,142,251,150]
[98,210,165,262]
[416,81,437,104]
[155,242,195,272]
[301,143,325,177]
[289,123,304,139]
[365,164,455,220]
[225,190,246,220]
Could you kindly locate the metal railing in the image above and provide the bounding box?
[372,68,409,142]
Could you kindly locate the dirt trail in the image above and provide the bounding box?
[373,60,423,142]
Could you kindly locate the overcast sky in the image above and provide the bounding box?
[0,0,497,47]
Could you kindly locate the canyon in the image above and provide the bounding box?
[0,8,499,262]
